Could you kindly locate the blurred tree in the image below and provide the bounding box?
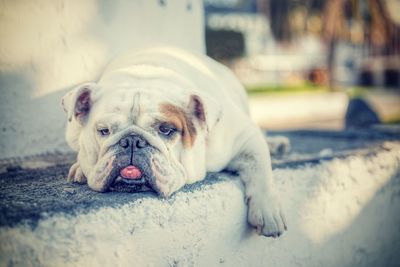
[269,0,292,42]
[322,0,346,90]
[264,0,400,89]
[322,0,400,89]
[367,0,400,54]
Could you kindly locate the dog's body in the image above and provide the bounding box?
[63,47,286,237]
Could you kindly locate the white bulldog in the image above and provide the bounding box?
[62,47,287,237]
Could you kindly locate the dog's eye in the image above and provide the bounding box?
[158,123,177,137]
[98,128,110,136]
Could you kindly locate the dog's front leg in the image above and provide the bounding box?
[67,162,87,184]
[228,129,287,237]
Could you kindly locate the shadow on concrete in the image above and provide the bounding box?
[315,167,400,267]
[0,71,76,159]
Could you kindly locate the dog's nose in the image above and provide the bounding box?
[133,136,148,149]
[119,135,148,150]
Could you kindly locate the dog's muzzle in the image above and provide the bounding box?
[109,134,154,192]
[118,134,149,150]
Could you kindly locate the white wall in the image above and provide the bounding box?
[0,0,204,159]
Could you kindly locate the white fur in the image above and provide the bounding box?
[63,47,287,237]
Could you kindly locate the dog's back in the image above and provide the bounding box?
[102,47,249,114]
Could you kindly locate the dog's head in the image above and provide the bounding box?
[62,82,219,197]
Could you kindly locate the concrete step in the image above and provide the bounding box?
[1,128,400,267]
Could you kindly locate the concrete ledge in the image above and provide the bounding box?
[1,129,400,266]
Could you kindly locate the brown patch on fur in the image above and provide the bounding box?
[159,103,196,148]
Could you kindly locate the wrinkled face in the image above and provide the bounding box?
[64,84,208,197]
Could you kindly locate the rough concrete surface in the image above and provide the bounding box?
[0,128,400,267]
[1,128,398,227]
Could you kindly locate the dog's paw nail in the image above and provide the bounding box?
[256,225,262,235]
[67,163,87,184]
[247,197,287,238]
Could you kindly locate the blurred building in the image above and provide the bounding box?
[204,0,266,58]
[204,0,400,89]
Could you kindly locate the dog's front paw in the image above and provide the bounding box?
[67,162,87,184]
[247,194,287,237]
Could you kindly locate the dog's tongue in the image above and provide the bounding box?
[120,166,142,179]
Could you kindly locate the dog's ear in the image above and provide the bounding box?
[178,94,221,184]
[188,94,221,132]
[62,83,97,124]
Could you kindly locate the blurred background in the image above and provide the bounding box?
[203,0,400,130]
